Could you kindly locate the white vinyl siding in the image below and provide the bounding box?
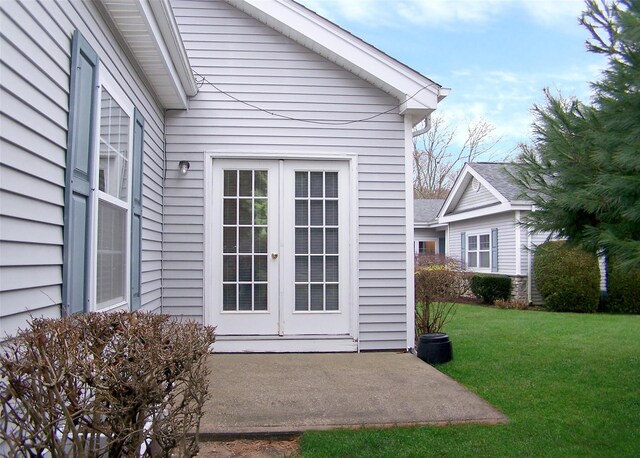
[449,213,516,275]
[452,180,499,213]
[169,0,408,348]
[0,0,165,335]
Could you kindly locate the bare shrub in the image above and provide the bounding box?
[415,268,459,343]
[0,312,215,457]
[415,254,473,297]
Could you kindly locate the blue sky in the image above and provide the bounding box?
[297,0,607,160]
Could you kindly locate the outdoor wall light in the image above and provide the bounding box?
[178,161,190,175]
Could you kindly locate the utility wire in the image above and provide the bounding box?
[192,69,438,126]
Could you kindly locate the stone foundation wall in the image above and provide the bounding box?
[510,275,528,303]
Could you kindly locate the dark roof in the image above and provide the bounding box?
[414,199,445,223]
[468,162,525,201]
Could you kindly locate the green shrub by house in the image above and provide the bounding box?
[533,241,600,312]
[606,259,640,314]
[470,274,512,304]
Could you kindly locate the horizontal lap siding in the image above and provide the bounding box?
[448,213,517,275]
[454,182,499,213]
[0,0,164,335]
[169,0,407,346]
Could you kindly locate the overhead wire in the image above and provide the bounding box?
[192,69,438,126]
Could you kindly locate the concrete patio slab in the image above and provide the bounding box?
[200,352,507,438]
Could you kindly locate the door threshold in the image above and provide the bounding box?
[213,335,358,353]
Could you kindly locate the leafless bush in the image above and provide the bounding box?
[493,298,530,310]
[0,312,215,457]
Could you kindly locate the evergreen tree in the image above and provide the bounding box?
[513,0,640,268]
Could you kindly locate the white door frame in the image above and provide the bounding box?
[203,152,360,352]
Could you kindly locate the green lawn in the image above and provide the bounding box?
[300,305,640,457]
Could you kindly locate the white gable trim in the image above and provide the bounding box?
[439,202,532,224]
[224,0,448,125]
[99,0,197,109]
[438,163,509,219]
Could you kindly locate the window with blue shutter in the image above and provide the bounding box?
[63,30,98,315]
[460,231,466,268]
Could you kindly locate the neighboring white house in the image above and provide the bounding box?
[0,0,449,352]
[414,162,550,304]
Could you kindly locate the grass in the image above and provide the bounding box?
[300,305,640,457]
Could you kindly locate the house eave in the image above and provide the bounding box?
[439,202,533,223]
[99,0,197,110]
[224,0,447,122]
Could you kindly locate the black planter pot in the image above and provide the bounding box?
[417,333,453,364]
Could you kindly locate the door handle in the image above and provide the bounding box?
[271,252,279,260]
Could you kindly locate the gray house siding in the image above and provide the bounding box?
[0,0,165,335]
[452,181,499,213]
[169,0,409,349]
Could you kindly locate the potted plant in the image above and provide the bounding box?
[414,263,460,364]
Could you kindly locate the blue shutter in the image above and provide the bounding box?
[491,228,499,272]
[130,109,145,310]
[438,237,446,256]
[460,232,466,268]
[62,30,98,315]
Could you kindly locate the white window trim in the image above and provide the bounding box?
[466,233,492,272]
[415,239,438,255]
[88,66,135,312]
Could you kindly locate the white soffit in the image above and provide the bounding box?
[225,0,449,124]
[99,0,197,109]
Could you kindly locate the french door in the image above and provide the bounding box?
[209,159,351,338]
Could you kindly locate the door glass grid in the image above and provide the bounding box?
[294,171,339,311]
[222,170,268,311]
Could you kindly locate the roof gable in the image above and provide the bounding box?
[438,162,532,223]
[224,0,449,125]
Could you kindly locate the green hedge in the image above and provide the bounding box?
[533,241,600,312]
[470,274,512,304]
[606,259,640,314]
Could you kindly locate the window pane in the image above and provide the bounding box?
[238,284,252,311]
[310,172,323,197]
[295,228,308,254]
[326,284,339,310]
[295,256,308,282]
[223,199,237,225]
[238,255,252,281]
[99,88,130,202]
[295,172,308,198]
[254,227,267,253]
[325,200,338,226]
[254,284,267,311]
[254,255,267,282]
[255,199,268,225]
[295,201,308,226]
[468,253,477,268]
[96,201,126,308]
[326,256,338,282]
[310,228,324,254]
[480,234,490,250]
[238,227,252,253]
[223,284,236,311]
[223,255,236,282]
[254,170,267,197]
[310,285,324,311]
[325,228,338,254]
[468,236,477,251]
[239,199,252,225]
[223,227,236,253]
[224,170,237,196]
[239,170,252,197]
[325,173,338,198]
[310,256,324,282]
[480,251,490,268]
[310,200,323,226]
[295,285,308,311]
